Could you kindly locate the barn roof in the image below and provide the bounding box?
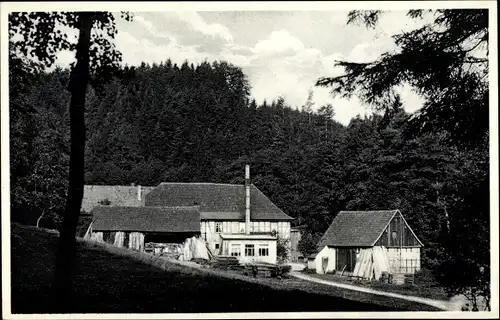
[318,210,400,248]
[145,183,293,221]
[91,206,200,233]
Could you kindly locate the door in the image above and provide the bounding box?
[336,248,356,272]
[322,257,329,273]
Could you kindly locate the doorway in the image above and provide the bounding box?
[322,257,329,273]
[336,248,357,273]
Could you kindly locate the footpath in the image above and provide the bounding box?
[290,272,453,311]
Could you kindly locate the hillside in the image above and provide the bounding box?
[10,224,442,313]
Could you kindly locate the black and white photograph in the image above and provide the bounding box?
[1,1,498,318]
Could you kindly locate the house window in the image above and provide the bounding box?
[230,244,241,256]
[258,244,269,256]
[215,222,222,233]
[215,243,220,250]
[245,244,255,256]
[392,231,398,241]
[239,222,245,233]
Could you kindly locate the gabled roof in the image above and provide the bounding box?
[91,206,200,233]
[318,210,421,248]
[145,183,293,221]
[81,185,155,213]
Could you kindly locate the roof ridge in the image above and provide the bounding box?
[92,206,200,213]
[339,210,398,213]
[158,182,244,187]
[84,185,156,188]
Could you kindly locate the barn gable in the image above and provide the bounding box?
[318,210,423,248]
[374,210,423,247]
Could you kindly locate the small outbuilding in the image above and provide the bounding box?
[85,206,201,252]
[315,210,423,278]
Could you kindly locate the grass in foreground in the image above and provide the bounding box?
[302,269,449,301]
[10,224,440,313]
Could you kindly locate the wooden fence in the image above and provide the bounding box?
[389,258,420,274]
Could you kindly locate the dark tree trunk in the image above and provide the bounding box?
[54,12,92,312]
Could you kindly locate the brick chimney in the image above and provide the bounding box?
[245,164,251,235]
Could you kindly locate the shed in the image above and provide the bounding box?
[315,210,423,277]
[85,206,200,251]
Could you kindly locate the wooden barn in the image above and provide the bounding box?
[314,210,423,276]
[84,206,200,252]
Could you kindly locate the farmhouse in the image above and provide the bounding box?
[313,210,423,278]
[143,165,294,264]
[82,165,294,265]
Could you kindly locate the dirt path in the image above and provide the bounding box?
[291,272,452,311]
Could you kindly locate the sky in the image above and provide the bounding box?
[54,10,430,125]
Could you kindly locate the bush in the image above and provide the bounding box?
[413,269,438,286]
[302,267,316,274]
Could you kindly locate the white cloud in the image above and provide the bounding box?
[253,29,304,55]
[49,11,427,127]
[115,31,211,67]
[173,11,233,43]
[133,14,175,41]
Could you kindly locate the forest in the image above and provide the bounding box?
[9,9,490,306]
[10,57,488,270]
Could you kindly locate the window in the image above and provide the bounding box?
[258,244,269,256]
[239,222,245,233]
[230,244,241,257]
[392,231,398,240]
[245,244,255,256]
[215,222,222,233]
[215,243,220,250]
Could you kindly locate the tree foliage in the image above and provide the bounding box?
[316,9,489,146]
[9,11,132,310]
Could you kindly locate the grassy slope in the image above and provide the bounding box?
[10,224,440,313]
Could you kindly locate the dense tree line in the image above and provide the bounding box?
[10,57,487,274]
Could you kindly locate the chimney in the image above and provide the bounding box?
[137,185,142,201]
[245,164,251,235]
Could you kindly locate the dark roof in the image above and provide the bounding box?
[318,210,398,248]
[145,183,293,221]
[91,206,200,233]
